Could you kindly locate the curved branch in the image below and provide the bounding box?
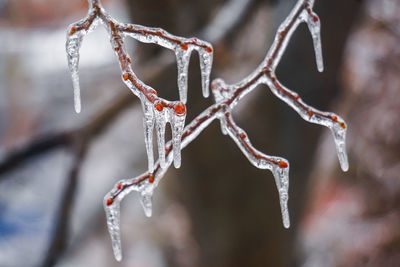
[104,0,349,261]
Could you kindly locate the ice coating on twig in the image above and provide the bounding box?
[220,113,291,227]
[68,0,351,261]
[123,27,213,101]
[66,0,208,174]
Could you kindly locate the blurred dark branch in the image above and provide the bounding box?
[0,131,72,176]
[40,140,88,267]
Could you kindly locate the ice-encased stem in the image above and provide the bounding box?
[104,199,122,261]
[199,49,213,98]
[66,35,83,113]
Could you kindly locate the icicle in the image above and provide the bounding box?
[104,198,122,261]
[140,192,153,217]
[330,122,349,172]
[175,48,191,103]
[142,99,155,172]
[272,164,290,229]
[220,120,228,135]
[66,35,83,113]
[305,13,324,72]
[170,106,186,168]
[154,104,167,168]
[198,48,213,98]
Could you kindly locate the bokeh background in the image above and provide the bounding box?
[0,0,399,266]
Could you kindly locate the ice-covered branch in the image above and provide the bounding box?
[67,0,349,261]
[66,0,213,174]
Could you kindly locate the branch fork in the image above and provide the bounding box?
[66,0,349,261]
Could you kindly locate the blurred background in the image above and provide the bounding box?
[0,0,399,266]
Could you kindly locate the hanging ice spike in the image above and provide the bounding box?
[175,48,191,103]
[304,11,324,72]
[175,43,214,102]
[199,48,213,98]
[153,100,187,170]
[66,35,83,113]
[140,192,153,217]
[104,197,122,261]
[68,0,351,263]
[330,119,349,172]
[272,165,290,228]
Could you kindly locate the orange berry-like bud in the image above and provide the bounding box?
[205,46,213,53]
[308,111,313,117]
[117,183,122,190]
[332,115,338,122]
[69,26,76,35]
[150,89,158,96]
[174,102,186,116]
[279,161,288,168]
[240,133,246,139]
[106,198,113,206]
[313,16,319,23]
[181,43,188,50]
[155,102,164,112]
[340,122,346,129]
[149,176,155,183]
[123,74,129,81]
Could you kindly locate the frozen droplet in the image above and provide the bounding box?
[140,193,153,217]
[199,49,213,98]
[175,48,191,103]
[104,198,122,261]
[330,122,349,172]
[66,35,83,113]
[306,14,324,72]
[272,164,290,228]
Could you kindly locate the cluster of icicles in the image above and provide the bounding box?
[66,0,349,261]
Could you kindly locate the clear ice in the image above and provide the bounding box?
[104,198,122,261]
[207,0,348,229]
[68,0,350,262]
[66,35,83,113]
